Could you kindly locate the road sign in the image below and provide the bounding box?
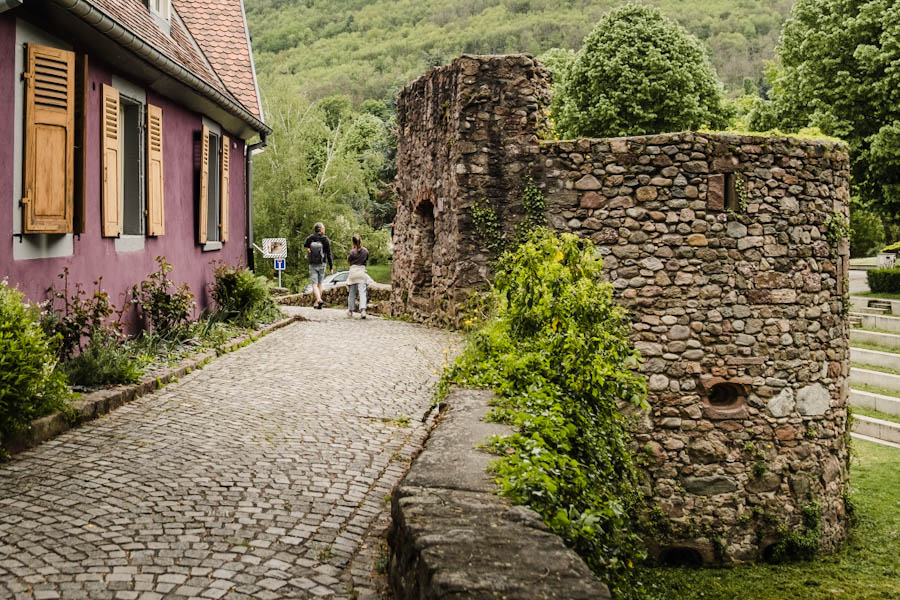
[261,238,287,259]
[274,258,286,271]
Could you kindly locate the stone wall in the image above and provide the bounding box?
[392,54,852,564]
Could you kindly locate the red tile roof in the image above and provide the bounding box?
[175,0,262,119]
[87,0,261,121]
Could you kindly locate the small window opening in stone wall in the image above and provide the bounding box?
[659,546,703,567]
[725,173,739,211]
[708,381,745,408]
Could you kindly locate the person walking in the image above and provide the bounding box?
[304,222,333,309]
[347,234,369,319]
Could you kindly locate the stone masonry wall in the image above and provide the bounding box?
[392,55,852,564]
[391,55,551,324]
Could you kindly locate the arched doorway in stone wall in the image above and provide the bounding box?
[409,199,435,308]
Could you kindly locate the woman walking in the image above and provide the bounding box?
[347,234,369,319]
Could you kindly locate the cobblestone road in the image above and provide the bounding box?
[0,308,458,600]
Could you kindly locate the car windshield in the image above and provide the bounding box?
[332,272,348,282]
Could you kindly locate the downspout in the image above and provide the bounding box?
[246,133,268,272]
[49,0,270,136]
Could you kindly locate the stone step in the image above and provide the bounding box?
[850,367,900,394]
[850,329,900,350]
[851,347,900,371]
[849,312,900,333]
[856,306,890,315]
[851,414,900,445]
[869,300,893,310]
[850,388,900,417]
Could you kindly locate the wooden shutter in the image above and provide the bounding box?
[220,134,230,242]
[101,83,121,236]
[22,44,75,234]
[73,53,88,234]
[146,104,164,236]
[198,124,210,244]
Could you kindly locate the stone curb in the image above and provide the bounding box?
[852,414,900,444]
[850,388,900,417]
[2,314,304,457]
[387,387,611,600]
[850,367,900,394]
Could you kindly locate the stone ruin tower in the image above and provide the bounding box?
[391,55,852,564]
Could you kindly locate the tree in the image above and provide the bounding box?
[768,0,900,214]
[553,4,732,138]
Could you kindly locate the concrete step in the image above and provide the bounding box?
[856,306,890,315]
[851,414,900,444]
[851,347,900,371]
[850,367,900,394]
[849,312,900,333]
[851,329,900,350]
[850,296,900,315]
[850,388,900,417]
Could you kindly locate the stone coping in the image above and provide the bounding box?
[2,314,304,457]
[387,387,611,599]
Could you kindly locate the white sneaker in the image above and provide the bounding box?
[347,310,353,318]
[361,309,367,319]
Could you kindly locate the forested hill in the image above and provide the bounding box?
[244,0,794,104]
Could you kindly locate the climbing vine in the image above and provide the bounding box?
[470,176,547,255]
[825,211,850,259]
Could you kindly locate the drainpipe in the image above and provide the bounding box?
[246,133,268,271]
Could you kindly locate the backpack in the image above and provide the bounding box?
[308,240,325,265]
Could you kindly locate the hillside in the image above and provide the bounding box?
[244,0,794,104]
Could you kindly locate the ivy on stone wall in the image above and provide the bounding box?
[470,177,547,255]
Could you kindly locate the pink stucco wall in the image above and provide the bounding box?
[1,14,249,326]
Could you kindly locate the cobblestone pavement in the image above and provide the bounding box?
[0,308,459,600]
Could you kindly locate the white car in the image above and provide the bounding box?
[301,270,375,294]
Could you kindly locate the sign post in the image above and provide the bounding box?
[261,238,288,289]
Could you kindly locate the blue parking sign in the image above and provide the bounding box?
[274,258,286,271]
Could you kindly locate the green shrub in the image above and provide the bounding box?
[59,333,141,387]
[211,264,281,328]
[0,280,70,449]
[440,229,646,595]
[850,208,886,257]
[131,257,195,336]
[867,268,900,293]
[881,240,900,253]
[43,268,123,360]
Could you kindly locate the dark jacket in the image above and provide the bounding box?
[348,247,369,267]
[304,233,333,269]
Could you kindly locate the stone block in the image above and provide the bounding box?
[574,174,602,190]
[767,388,795,417]
[796,384,830,416]
[682,476,737,496]
[708,174,725,210]
[579,192,604,209]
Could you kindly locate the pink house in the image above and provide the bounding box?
[0,0,269,317]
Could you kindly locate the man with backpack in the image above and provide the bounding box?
[304,222,334,309]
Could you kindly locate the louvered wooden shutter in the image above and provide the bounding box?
[198,124,210,244]
[101,83,121,236]
[22,44,75,234]
[73,53,88,234]
[146,104,164,236]
[220,135,230,242]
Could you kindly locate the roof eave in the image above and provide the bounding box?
[48,0,270,138]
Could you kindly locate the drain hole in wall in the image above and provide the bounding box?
[708,382,744,408]
[659,546,703,567]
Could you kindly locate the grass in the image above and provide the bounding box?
[852,362,900,376]
[852,407,900,425]
[850,341,900,354]
[636,440,900,600]
[851,383,900,399]
[851,325,900,336]
[853,292,900,301]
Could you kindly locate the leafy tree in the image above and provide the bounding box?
[767,0,900,214]
[553,4,732,138]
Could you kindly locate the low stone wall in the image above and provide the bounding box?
[276,284,391,309]
[388,387,610,599]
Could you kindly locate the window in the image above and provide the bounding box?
[198,123,230,246]
[101,83,165,238]
[146,0,170,21]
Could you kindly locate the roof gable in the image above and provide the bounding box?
[174,0,262,119]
